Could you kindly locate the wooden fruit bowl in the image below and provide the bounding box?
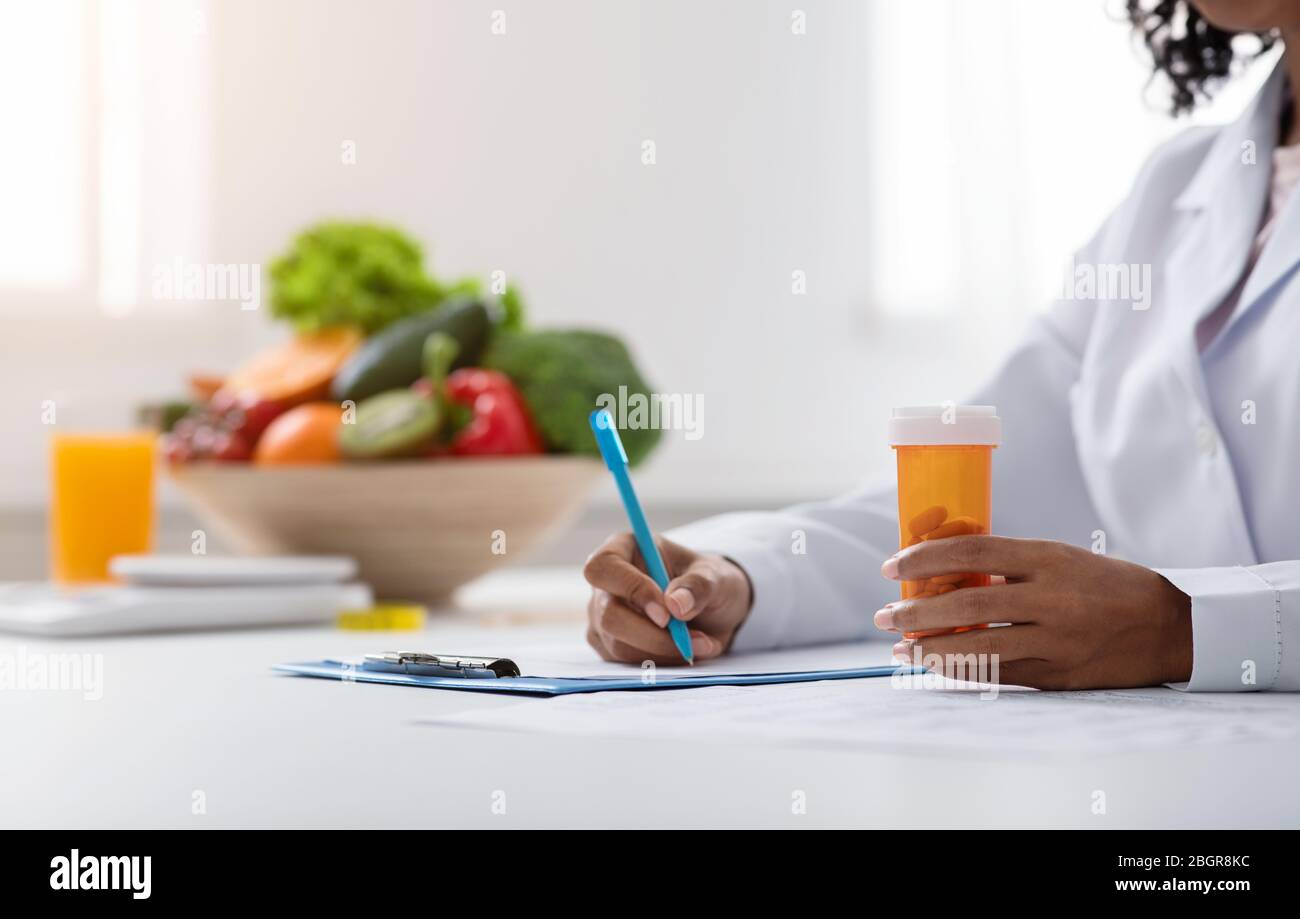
[168,456,603,604]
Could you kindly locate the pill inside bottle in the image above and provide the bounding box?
[889,406,1001,638]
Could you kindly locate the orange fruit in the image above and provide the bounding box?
[254,403,343,465]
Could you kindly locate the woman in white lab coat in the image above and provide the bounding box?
[583,0,1300,692]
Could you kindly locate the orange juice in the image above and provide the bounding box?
[49,432,157,583]
[890,406,1000,637]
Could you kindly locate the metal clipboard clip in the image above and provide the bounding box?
[361,652,521,679]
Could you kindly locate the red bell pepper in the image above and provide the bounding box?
[444,369,544,456]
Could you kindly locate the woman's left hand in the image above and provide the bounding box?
[874,536,1193,689]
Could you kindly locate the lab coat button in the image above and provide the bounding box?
[1195,422,1217,457]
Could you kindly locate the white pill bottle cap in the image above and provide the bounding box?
[889,405,1001,447]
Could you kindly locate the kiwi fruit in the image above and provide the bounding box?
[339,390,441,459]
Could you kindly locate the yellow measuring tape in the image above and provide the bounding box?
[336,603,427,631]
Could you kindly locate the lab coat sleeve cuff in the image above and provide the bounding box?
[1156,566,1282,692]
[664,523,794,654]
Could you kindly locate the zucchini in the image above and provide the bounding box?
[331,298,490,402]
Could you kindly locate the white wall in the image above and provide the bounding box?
[0,0,1266,508]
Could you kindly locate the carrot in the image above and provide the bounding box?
[219,327,362,405]
[187,372,226,402]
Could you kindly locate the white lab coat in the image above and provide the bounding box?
[671,61,1300,692]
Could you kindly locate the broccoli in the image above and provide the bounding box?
[269,221,480,334]
[482,329,662,466]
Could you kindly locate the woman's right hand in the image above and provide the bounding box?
[582,533,753,665]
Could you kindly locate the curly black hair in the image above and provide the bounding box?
[1126,0,1277,115]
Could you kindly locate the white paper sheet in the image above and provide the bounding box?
[430,645,1300,757]
[516,640,897,679]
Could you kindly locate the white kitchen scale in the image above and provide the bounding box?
[0,555,370,637]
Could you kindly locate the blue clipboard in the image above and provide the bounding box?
[272,660,922,696]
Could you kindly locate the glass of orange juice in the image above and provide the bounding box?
[49,431,158,583]
[890,406,1000,638]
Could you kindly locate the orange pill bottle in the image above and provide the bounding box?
[889,406,1000,634]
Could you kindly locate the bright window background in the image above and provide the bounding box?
[866,0,1272,320]
[0,0,212,315]
[0,0,1274,507]
[0,1,87,290]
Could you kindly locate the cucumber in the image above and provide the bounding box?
[331,298,490,402]
[339,390,441,459]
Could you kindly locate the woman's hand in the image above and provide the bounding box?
[582,533,753,665]
[874,536,1193,689]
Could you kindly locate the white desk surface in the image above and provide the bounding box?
[3,568,1296,829]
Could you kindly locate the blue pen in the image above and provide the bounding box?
[589,409,694,664]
